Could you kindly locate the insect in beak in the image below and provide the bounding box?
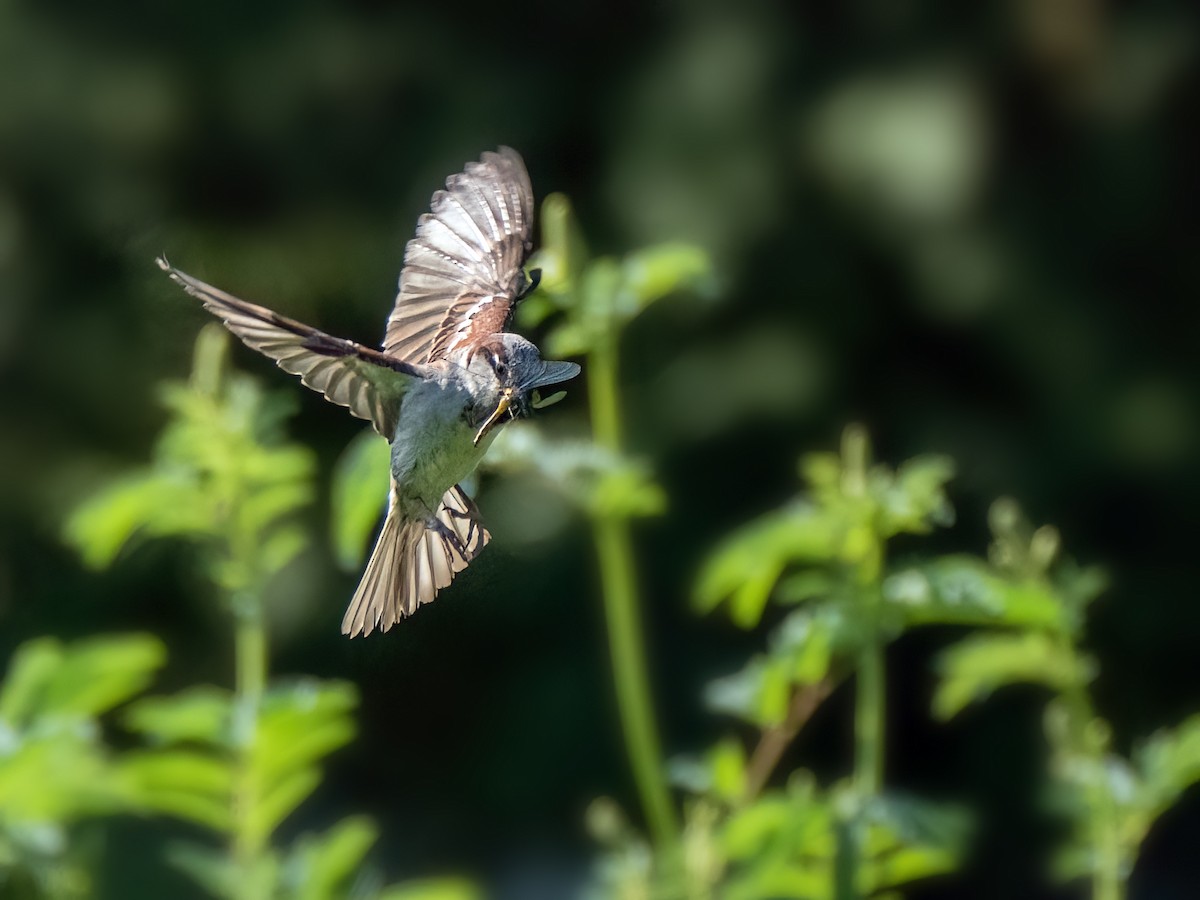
[473,387,516,446]
[531,389,567,410]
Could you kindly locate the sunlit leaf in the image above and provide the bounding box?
[240,482,314,539]
[377,878,484,900]
[933,632,1093,720]
[693,501,840,626]
[531,193,589,295]
[253,681,358,778]
[0,638,63,726]
[775,571,835,605]
[251,768,322,843]
[588,466,667,519]
[877,455,955,537]
[330,428,391,570]
[709,738,747,803]
[617,242,714,317]
[64,473,208,569]
[860,793,967,891]
[883,558,1066,629]
[288,815,379,900]
[120,749,234,832]
[259,526,309,577]
[0,634,164,725]
[773,611,835,686]
[722,796,795,859]
[170,839,278,899]
[1135,714,1200,816]
[39,634,165,719]
[124,686,231,745]
[0,734,129,821]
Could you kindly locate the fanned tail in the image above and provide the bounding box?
[341,484,490,637]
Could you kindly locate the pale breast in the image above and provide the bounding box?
[389,378,492,517]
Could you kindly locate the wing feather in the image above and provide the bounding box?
[383,147,535,364]
[159,257,428,436]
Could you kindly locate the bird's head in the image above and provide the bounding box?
[465,334,580,445]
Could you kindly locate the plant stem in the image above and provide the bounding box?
[743,680,835,803]
[839,582,886,900]
[587,333,679,849]
[854,628,885,797]
[232,596,268,900]
[1057,639,1124,900]
[235,607,267,708]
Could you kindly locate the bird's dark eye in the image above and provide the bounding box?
[493,357,507,378]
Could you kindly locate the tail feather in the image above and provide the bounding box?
[341,484,490,637]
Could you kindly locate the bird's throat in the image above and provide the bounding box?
[472,388,514,446]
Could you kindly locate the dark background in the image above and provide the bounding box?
[2,1,1198,897]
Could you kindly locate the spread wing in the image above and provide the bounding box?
[159,257,427,437]
[383,146,535,364]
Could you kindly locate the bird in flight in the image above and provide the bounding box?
[159,147,579,637]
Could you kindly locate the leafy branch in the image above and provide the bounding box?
[65,326,478,900]
[492,193,715,852]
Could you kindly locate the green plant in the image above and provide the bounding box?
[928,500,1200,900]
[577,422,1200,899]
[66,326,478,900]
[471,193,713,854]
[576,427,967,899]
[0,634,164,899]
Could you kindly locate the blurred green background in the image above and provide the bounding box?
[2,0,1198,897]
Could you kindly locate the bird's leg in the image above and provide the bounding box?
[425,513,470,559]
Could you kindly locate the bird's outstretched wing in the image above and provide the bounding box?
[383,146,536,364]
[159,257,427,436]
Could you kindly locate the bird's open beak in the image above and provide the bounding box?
[473,387,516,446]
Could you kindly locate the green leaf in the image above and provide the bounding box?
[259,525,309,577]
[883,557,1066,629]
[693,501,840,626]
[167,841,240,900]
[1135,714,1200,817]
[933,632,1093,720]
[773,611,835,686]
[0,634,164,726]
[330,428,391,570]
[0,638,63,726]
[124,686,232,745]
[289,816,379,900]
[617,242,714,318]
[543,320,592,359]
[253,681,358,787]
[587,466,667,520]
[120,750,234,832]
[878,454,956,537]
[38,634,165,719]
[757,660,792,727]
[170,836,280,899]
[867,843,957,890]
[0,733,130,821]
[377,878,483,900]
[722,796,796,859]
[239,481,313,539]
[774,571,836,605]
[709,738,747,803]
[251,767,322,842]
[64,472,208,569]
[861,793,968,891]
[533,192,589,294]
